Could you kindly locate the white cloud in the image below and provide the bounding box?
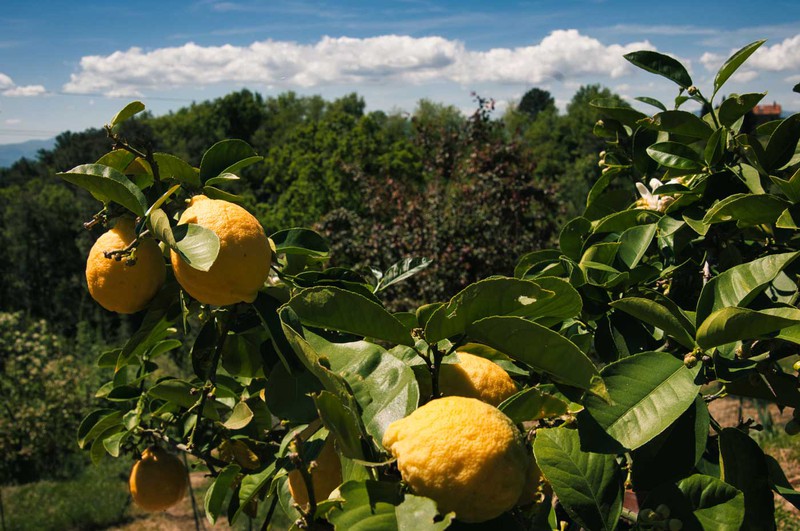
[703,34,800,74]
[4,118,21,125]
[2,85,47,97]
[0,73,13,89]
[63,30,655,96]
[0,73,46,97]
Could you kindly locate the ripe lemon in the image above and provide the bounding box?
[382,396,529,523]
[170,195,271,306]
[129,447,188,512]
[85,218,165,314]
[288,436,342,508]
[439,352,517,406]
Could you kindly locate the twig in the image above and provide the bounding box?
[183,452,204,531]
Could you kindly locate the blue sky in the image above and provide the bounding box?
[1,0,799,144]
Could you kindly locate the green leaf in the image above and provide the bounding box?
[327,480,403,530]
[77,409,123,449]
[191,318,219,381]
[148,379,220,420]
[583,351,699,450]
[624,50,692,89]
[611,297,696,348]
[590,99,648,127]
[514,249,562,278]
[265,362,321,422]
[635,96,667,111]
[58,164,148,216]
[424,277,556,343]
[646,142,704,171]
[719,428,774,528]
[395,494,454,531]
[499,387,569,423]
[618,224,657,269]
[718,93,766,127]
[631,396,709,490]
[704,128,727,167]
[696,252,799,325]
[271,228,329,257]
[313,391,366,461]
[642,474,744,531]
[202,185,244,203]
[765,454,800,510]
[714,40,766,96]
[642,110,713,139]
[533,427,623,531]
[467,316,605,397]
[696,306,800,349]
[765,113,800,171]
[199,139,260,182]
[172,222,221,272]
[522,276,583,326]
[305,331,418,447]
[771,166,800,202]
[233,461,277,524]
[153,152,200,187]
[559,217,592,260]
[288,286,413,346]
[96,149,136,172]
[205,464,241,525]
[375,257,432,292]
[109,101,145,128]
[702,193,790,227]
[224,401,254,430]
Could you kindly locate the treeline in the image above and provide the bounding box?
[0,85,625,333]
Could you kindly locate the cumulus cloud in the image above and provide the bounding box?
[2,85,47,97]
[62,30,654,96]
[0,72,46,97]
[702,34,800,73]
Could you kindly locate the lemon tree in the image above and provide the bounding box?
[66,40,800,530]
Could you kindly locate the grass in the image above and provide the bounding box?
[1,458,132,531]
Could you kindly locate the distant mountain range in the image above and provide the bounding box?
[0,138,56,168]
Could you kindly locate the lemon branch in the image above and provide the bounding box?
[187,307,236,451]
[288,432,318,530]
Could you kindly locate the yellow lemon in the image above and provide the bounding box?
[439,352,517,406]
[85,218,165,314]
[288,436,342,508]
[170,195,271,306]
[382,396,529,523]
[129,447,188,512]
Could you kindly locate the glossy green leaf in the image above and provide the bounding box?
[696,306,800,349]
[313,391,366,461]
[642,474,744,531]
[533,427,623,531]
[765,113,800,171]
[150,208,221,272]
[523,276,583,326]
[618,224,657,269]
[233,461,277,524]
[696,252,799,325]
[424,277,555,343]
[635,96,667,111]
[514,249,563,278]
[306,331,418,446]
[590,99,648,126]
[702,193,790,227]
[611,297,696,348]
[202,185,244,203]
[205,464,241,525]
[771,166,800,202]
[499,387,569,423]
[328,480,403,530]
[704,127,727,167]
[624,50,692,88]
[109,101,145,128]
[719,428,774,528]
[96,149,136,172]
[713,40,766,95]
[77,409,123,449]
[646,142,704,171]
[148,379,220,420]
[583,351,699,450]
[199,139,260,182]
[374,257,432,292]
[395,494,454,531]
[58,164,148,216]
[224,401,254,430]
[153,152,200,187]
[559,217,592,260]
[718,93,766,127]
[271,228,329,257]
[467,316,605,397]
[765,454,800,510]
[191,318,218,381]
[288,286,413,346]
[642,110,713,139]
[265,362,321,422]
